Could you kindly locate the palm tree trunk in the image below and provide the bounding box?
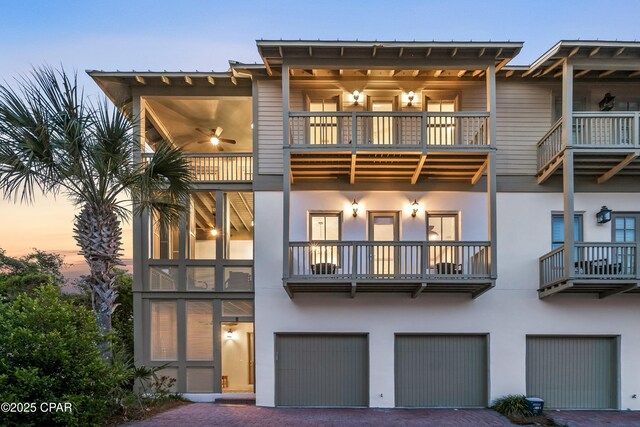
[74,203,123,360]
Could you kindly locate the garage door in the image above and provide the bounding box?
[276,334,368,407]
[526,336,618,409]
[395,335,488,407]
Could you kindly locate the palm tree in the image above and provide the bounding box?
[0,67,191,358]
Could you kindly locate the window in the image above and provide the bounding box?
[612,214,638,243]
[309,212,342,241]
[551,214,583,249]
[222,300,254,317]
[224,192,254,260]
[426,97,456,146]
[427,213,459,241]
[186,301,214,361]
[188,192,217,260]
[149,266,178,291]
[186,267,215,291]
[150,301,177,361]
[150,212,179,260]
[309,98,339,145]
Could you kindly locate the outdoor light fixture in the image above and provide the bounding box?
[596,206,612,224]
[411,199,420,217]
[407,91,415,107]
[351,199,360,217]
[352,90,361,106]
[210,227,218,237]
[226,329,234,339]
[210,136,220,146]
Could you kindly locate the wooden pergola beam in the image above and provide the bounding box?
[457,70,467,77]
[629,70,640,78]
[505,70,514,77]
[207,76,216,86]
[184,76,193,85]
[471,159,488,184]
[541,58,565,76]
[574,69,591,78]
[495,58,510,72]
[160,76,170,85]
[350,154,356,184]
[433,70,443,77]
[597,152,639,184]
[599,70,616,78]
[411,154,427,184]
[589,47,600,57]
[134,75,146,85]
[614,47,625,57]
[568,47,580,57]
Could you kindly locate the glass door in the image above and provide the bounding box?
[368,99,395,144]
[368,212,399,275]
[612,213,639,275]
[221,322,255,393]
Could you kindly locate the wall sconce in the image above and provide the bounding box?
[226,329,234,339]
[596,206,612,224]
[352,90,361,106]
[407,91,415,107]
[411,199,420,217]
[210,227,218,237]
[351,199,360,217]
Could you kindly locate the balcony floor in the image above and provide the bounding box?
[284,278,494,299]
[538,278,640,299]
[289,149,489,184]
[538,148,640,184]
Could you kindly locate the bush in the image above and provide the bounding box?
[0,285,118,426]
[492,394,532,417]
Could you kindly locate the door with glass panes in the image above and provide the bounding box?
[367,98,396,145]
[308,98,339,145]
[368,212,399,275]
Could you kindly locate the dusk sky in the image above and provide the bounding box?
[1,0,639,278]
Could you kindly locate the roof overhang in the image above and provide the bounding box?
[256,40,523,75]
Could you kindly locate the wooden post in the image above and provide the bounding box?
[562,60,575,278]
[486,64,497,149]
[282,63,291,285]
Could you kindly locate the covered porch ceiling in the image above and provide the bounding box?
[538,150,640,184]
[289,150,489,184]
[257,40,523,76]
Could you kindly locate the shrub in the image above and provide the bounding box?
[492,394,532,417]
[0,285,118,426]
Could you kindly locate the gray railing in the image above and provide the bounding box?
[539,242,638,288]
[142,153,252,182]
[288,241,491,280]
[536,119,563,171]
[537,112,640,172]
[288,112,489,147]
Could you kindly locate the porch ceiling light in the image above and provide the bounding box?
[352,90,361,106]
[210,227,218,237]
[210,136,220,145]
[226,329,234,339]
[351,199,360,217]
[411,199,420,217]
[596,206,612,224]
[407,91,415,107]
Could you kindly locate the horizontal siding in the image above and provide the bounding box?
[496,82,553,175]
[257,79,283,175]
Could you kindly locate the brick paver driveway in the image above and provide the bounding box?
[121,403,513,426]
[551,410,640,427]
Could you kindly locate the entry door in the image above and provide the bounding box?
[368,212,399,275]
[368,98,395,144]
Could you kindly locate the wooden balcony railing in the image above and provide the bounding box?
[539,242,638,289]
[142,153,252,182]
[537,112,640,172]
[288,241,491,280]
[288,112,489,147]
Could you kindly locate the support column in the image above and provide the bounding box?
[282,64,291,286]
[562,60,575,278]
[131,95,145,367]
[486,64,497,278]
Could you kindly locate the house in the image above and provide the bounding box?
[89,39,640,410]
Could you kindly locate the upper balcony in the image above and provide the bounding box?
[288,111,489,183]
[539,242,640,298]
[142,152,252,182]
[537,112,640,184]
[286,240,493,298]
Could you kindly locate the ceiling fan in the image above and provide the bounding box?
[193,126,237,149]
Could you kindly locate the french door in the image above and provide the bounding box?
[368,212,399,275]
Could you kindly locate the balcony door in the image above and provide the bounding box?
[426,98,456,146]
[367,97,397,145]
[368,212,399,275]
[612,213,639,275]
[308,98,339,145]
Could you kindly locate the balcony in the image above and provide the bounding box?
[143,153,253,182]
[537,112,640,184]
[538,242,640,298]
[286,241,493,298]
[287,112,490,183]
